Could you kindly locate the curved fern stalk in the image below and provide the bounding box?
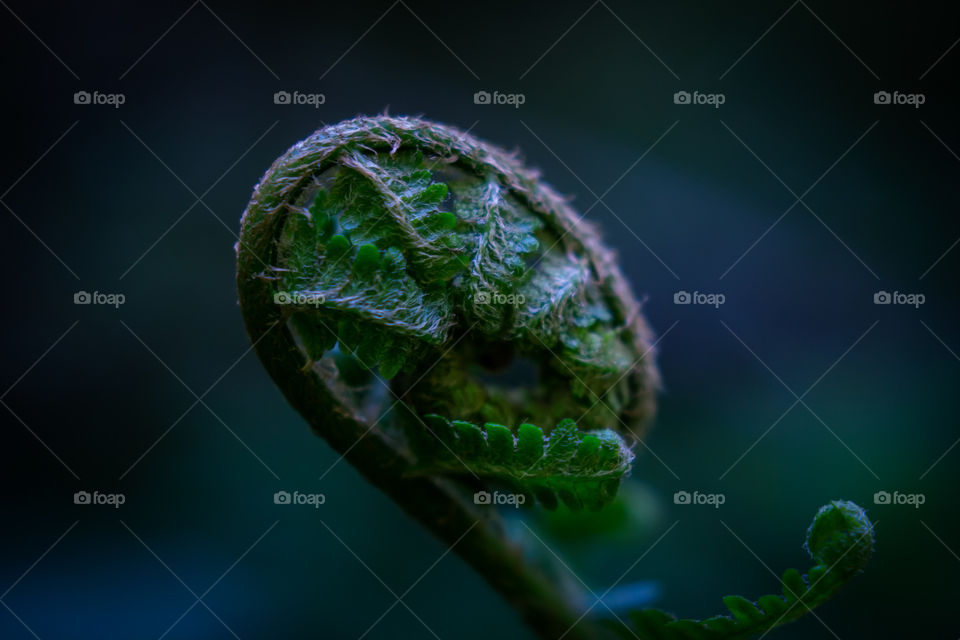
[615,501,874,640]
[237,115,660,639]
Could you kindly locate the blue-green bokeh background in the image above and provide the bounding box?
[1,1,958,638]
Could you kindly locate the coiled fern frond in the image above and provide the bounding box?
[236,116,872,640]
[617,501,874,639]
[239,114,659,511]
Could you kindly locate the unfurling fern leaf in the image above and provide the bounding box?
[236,116,872,640]
[613,501,874,639]
[240,115,660,513]
[410,414,634,510]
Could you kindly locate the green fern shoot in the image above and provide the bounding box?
[236,115,872,640]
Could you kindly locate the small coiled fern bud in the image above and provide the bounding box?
[805,499,875,580]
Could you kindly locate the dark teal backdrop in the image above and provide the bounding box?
[1,1,957,638]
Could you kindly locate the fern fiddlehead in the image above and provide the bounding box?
[236,116,872,639]
[618,501,874,639]
[238,115,658,510]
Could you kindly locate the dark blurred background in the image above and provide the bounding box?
[1,1,958,638]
